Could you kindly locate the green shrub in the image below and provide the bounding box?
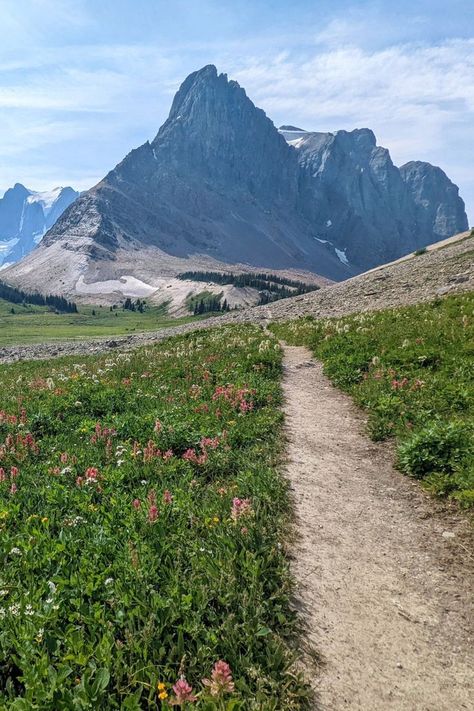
[397,421,473,479]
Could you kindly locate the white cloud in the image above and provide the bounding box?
[0,6,472,222]
[228,39,474,221]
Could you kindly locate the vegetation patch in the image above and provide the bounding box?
[0,300,199,347]
[0,280,78,313]
[271,293,474,506]
[178,271,319,307]
[185,291,230,315]
[0,325,310,709]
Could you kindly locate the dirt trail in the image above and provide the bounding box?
[282,346,474,711]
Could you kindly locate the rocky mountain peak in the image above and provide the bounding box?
[151,65,297,204]
[2,65,468,290]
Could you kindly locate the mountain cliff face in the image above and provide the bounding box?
[0,184,78,268]
[3,65,468,294]
[399,161,468,242]
[281,127,468,271]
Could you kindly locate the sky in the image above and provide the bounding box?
[0,0,473,223]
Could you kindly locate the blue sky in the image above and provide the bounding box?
[0,0,473,222]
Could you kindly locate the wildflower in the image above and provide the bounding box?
[231,497,252,521]
[202,660,235,696]
[157,681,168,700]
[9,483,17,495]
[85,467,99,481]
[170,678,197,705]
[132,499,141,510]
[104,578,114,586]
[148,505,159,523]
[10,466,19,478]
[10,547,21,556]
[154,419,162,433]
[163,490,173,504]
[0,468,5,482]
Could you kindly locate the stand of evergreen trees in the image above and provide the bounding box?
[192,295,231,315]
[178,270,319,293]
[178,270,319,308]
[123,298,146,313]
[0,280,78,313]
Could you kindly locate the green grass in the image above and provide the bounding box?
[0,325,310,709]
[0,300,199,346]
[271,293,474,507]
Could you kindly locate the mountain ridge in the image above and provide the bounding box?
[2,65,468,296]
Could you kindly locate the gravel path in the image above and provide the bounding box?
[282,345,474,711]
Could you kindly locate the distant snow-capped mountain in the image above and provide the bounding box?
[0,184,78,269]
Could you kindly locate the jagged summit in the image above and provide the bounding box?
[2,65,468,296]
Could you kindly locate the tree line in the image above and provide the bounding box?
[177,270,319,295]
[0,280,78,313]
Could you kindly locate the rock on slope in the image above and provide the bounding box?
[256,231,474,321]
[2,65,468,295]
[0,184,78,268]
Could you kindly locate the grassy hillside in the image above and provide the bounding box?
[0,300,198,346]
[271,293,474,506]
[0,325,309,709]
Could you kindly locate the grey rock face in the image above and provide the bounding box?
[400,161,468,241]
[4,65,468,287]
[42,65,352,281]
[0,184,78,267]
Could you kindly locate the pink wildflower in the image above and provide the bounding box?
[170,678,197,705]
[163,449,173,461]
[202,660,235,696]
[0,468,5,482]
[154,419,162,433]
[10,482,17,495]
[163,489,173,504]
[132,499,141,510]
[148,505,159,523]
[10,466,19,479]
[85,467,99,481]
[231,497,252,521]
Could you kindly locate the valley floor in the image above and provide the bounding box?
[282,345,474,710]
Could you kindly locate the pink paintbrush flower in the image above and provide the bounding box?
[202,660,235,696]
[170,677,197,705]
